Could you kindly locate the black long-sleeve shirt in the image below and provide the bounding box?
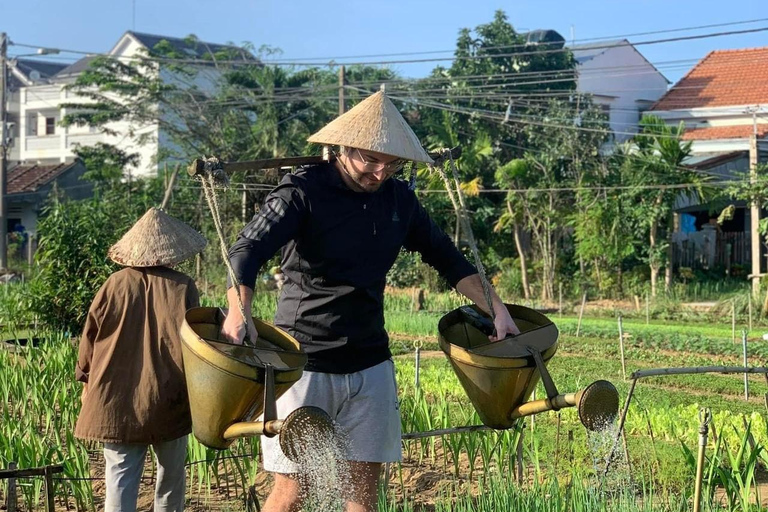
[229,163,477,373]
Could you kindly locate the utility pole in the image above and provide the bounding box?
[0,32,8,271]
[338,65,346,115]
[749,107,761,296]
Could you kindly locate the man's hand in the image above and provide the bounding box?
[491,306,521,341]
[222,285,258,344]
[221,310,259,345]
[455,274,521,342]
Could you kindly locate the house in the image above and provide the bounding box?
[6,160,90,237]
[571,39,670,142]
[11,31,256,178]
[522,32,670,143]
[5,58,69,166]
[648,47,768,273]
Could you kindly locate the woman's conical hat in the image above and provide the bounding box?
[108,207,207,267]
[308,91,433,164]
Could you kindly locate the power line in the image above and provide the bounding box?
[257,17,768,62]
[10,25,768,68]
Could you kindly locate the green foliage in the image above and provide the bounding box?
[29,178,172,333]
[386,250,448,291]
[30,194,121,333]
[73,143,139,183]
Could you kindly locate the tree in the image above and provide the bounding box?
[495,97,609,301]
[622,115,708,296]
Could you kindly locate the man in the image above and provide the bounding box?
[223,91,519,512]
[75,207,207,512]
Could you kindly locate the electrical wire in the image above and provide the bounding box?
[10,25,768,68]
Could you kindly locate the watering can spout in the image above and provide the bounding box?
[509,380,619,431]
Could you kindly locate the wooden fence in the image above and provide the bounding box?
[672,231,751,271]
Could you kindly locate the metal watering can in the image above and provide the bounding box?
[180,307,333,461]
[439,304,619,431]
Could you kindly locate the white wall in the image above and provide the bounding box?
[577,44,669,142]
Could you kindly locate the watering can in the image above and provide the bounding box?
[180,307,334,461]
[439,304,619,431]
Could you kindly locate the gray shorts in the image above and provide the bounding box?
[261,359,402,474]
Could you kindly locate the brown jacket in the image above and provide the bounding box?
[75,267,199,443]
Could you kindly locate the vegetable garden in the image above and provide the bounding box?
[3,284,768,511]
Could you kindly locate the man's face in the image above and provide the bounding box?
[339,148,405,193]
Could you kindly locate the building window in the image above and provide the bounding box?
[28,115,38,136]
[45,117,56,135]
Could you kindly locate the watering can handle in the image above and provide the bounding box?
[527,346,560,400]
[457,306,515,341]
[262,364,278,438]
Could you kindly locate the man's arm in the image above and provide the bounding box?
[456,273,520,340]
[403,197,519,340]
[221,175,308,344]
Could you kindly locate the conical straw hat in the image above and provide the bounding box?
[108,208,207,267]
[308,91,433,164]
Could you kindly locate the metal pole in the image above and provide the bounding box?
[743,330,749,401]
[44,466,55,512]
[618,314,626,381]
[749,292,753,333]
[0,32,8,270]
[6,461,16,512]
[603,378,637,478]
[558,283,563,318]
[749,115,761,296]
[693,408,712,512]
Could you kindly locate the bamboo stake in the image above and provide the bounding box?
[576,291,587,337]
[516,428,525,485]
[618,314,626,381]
[742,330,749,401]
[732,300,736,343]
[558,283,563,318]
[749,292,753,333]
[645,293,650,325]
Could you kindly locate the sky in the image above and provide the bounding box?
[2,0,767,85]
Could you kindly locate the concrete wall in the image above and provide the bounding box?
[577,44,669,142]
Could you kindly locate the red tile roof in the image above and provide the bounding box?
[652,47,768,111]
[7,162,77,195]
[682,125,768,141]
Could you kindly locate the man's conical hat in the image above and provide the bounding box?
[308,91,433,164]
[108,207,207,267]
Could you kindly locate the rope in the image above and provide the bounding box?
[199,172,250,344]
[431,150,496,324]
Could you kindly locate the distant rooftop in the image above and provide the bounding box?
[8,161,81,195]
[652,47,768,111]
[570,39,630,64]
[8,58,68,89]
[125,31,257,61]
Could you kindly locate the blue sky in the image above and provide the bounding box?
[2,0,767,84]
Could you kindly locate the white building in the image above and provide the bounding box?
[11,31,255,178]
[648,47,768,272]
[571,39,669,142]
